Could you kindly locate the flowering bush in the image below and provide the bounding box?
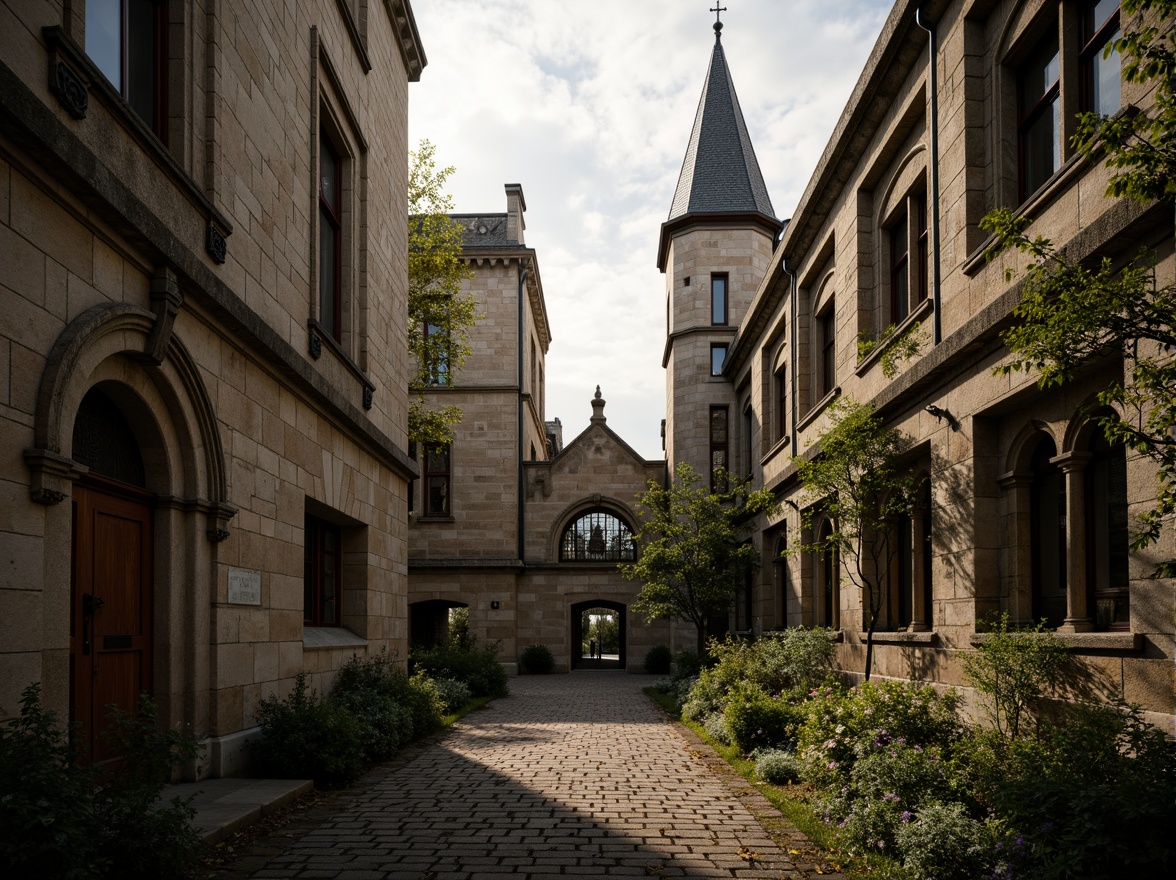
[754,627,837,693]
[723,684,804,753]
[754,748,803,784]
[895,802,1002,880]
[703,712,731,745]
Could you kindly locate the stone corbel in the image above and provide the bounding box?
[144,267,183,365]
[206,500,238,543]
[43,27,89,120]
[24,448,88,505]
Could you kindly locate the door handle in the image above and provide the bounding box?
[82,592,104,655]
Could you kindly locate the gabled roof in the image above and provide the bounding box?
[667,32,775,221]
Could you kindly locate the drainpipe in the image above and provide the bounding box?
[782,255,798,452]
[517,259,527,564]
[916,6,943,346]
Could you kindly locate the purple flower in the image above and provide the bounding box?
[901,811,913,823]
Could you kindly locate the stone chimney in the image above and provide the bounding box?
[590,386,606,425]
[505,183,526,245]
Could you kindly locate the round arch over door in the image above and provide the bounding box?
[409,600,469,649]
[571,599,627,670]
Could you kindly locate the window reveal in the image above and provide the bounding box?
[424,445,451,517]
[710,406,729,491]
[711,274,728,325]
[304,514,341,626]
[319,131,343,341]
[1018,28,1061,201]
[86,0,168,141]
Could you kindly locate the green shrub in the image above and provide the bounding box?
[671,649,704,681]
[724,685,804,753]
[256,674,365,788]
[433,677,472,713]
[329,652,416,763]
[752,627,838,693]
[411,638,508,697]
[0,684,202,880]
[520,643,555,674]
[643,645,673,675]
[754,748,803,784]
[703,713,731,745]
[895,802,1000,880]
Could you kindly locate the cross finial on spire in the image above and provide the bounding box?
[710,3,727,36]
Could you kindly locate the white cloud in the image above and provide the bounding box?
[409,0,893,458]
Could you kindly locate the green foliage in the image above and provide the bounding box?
[0,684,203,880]
[621,462,779,653]
[961,613,1071,740]
[983,2,1176,575]
[856,322,924,378]
[671,649,704,681]
[723,685,805,753]
[789,398,922,679]
[895,803,1001,880]
[643,644,673,675]
[754,748,804,785]
[410,636,509,698]
[408,140,478,446]
[432,677,472,714]
[255,674,366,788]
[329,652,415,763]
[755,627,838,693]
[703,713,732,745]
[519,643,555,674]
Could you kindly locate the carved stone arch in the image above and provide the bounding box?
[549,496,638,562]
[1063,398,1119,454]
[25,302,235,540]
[1005,419,1061,475]
[813,268,836,315]
[878,143,929,224]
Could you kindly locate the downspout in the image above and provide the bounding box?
[517,258,527,564]
[782,256,798,452]
[916,6,943,345]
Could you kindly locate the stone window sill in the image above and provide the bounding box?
[797,386,841,432]
[303,626,366,650]
[855,298,934,377]
[870,630,937,646]
[970,631,1141,653]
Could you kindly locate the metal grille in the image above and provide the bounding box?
[71,387,146,487]
[560,510,635,562]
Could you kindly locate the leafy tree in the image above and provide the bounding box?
[408,140,477,446]
[788,398,922,681]
[621,462,778,654]
[982,0,1175,575]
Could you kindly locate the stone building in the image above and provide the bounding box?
[663,3,1173,727]
[407,186,676,672]
[0,0,424,776]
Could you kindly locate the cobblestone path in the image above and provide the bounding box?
[230,672,840,879]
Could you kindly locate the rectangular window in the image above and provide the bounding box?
[710,406,729,491]
[86,0,168,141]
[424,444,451,517]
[1018,28,1061,201]
[819,308,836,397]
[775,365,787,443]
[742,404,753,479]
[1081,1,1121,116]
[407,440,417,514]
[304,514,341,626]
[915,195,928,305]
[889,212,910,324]
[711,274,728,325]
[319,131,343,341]
[423,322,449,385]
[710,343,728,376]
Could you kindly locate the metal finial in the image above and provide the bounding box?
[710,3,727,35]
[594,385,602,400]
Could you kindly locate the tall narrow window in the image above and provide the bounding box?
[915,195,929,306]
[710,343,728,376]
[711,274,728,325]
[889,212,910,324]
[424,445,451,517]
[531,340,537,395]
[86,0,168,141]
[319,131,343,341]
[1086,433,1129,629]
[424,322,449,385]
[775,363,788,443]
[1018,28,1061,201]
[709,406,729,491]
[407,440,416,514]
[1030,439,1067,627]
[819,307,836,397]
[742,403,753,479]
[1081,1,1121,116]
[304,514,341,626]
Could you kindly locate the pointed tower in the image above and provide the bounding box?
[658,14,782,484]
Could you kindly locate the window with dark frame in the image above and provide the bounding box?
[1018,26,1061,201]
[424,444,451,517]
[888,194,929,326]
[304,514,341,627]
[407,440,416,514]
[709,406,729,491]
[819,307,836,397]
[1081,1,1121,116]
[711,274,728,325]
[710,343,727,376]
[889,211,910,324]
[423,322,449,385]
[86,0,168,142]
[1030,438,1067,628]
[559,509,636,562]
[319,130,343,341]
[775,363,788,443]
[742,403,753,479]
[1086,432,1129,630]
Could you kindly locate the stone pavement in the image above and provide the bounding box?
[219,671,843,879]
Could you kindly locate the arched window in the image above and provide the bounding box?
[1030,437,1066,627]
[72,386,146,487]
[816,518,838,628]
[1086,432,1129,630]
[560,509,635,562]
[773,531,789,628]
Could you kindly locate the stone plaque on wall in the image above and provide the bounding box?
[227,567,262,605]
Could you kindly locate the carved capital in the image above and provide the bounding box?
[24,447,87,505]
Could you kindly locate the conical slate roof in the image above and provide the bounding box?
[668,30,774,221]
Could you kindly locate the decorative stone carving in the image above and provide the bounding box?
[308,331,322,360]
[24,448,87,505]
[206,222,227,264]
[363,386,374,410]
[51,60,88,119]
[145,267,183,365]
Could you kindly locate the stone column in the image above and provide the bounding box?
[908,510,931,632]
[997,472,1034,626]
[1054,451,1093,632]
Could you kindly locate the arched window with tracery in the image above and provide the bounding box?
[560,509,636,562]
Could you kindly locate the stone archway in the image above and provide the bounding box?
[571,599,626,670]
[409,599,469,649]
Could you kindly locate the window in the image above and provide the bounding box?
[1018,27,1061,201]
[774,361,787,443]
[423,322,449,385]
[819,307,836,397]
[1086,433,1129,629]
[816,519,838,628]
[531,340,537,395]
[887,195,928,324]
[709,406,729,491]
[560,509,635,562]
[1081,1,1121,116]
[1030,438,1067,627]
[711,274,728,325]
[710,343,728,376]
[319,130,343,341]
[773,532,789,629]
[86,0,168,141]
[742,402,753,479]
[407,440,416,514]
[304,514,341,626]
[424,444,450,517]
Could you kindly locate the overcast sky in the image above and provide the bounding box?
[407,0,893,460]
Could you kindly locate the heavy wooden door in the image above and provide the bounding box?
[70,479,153,762]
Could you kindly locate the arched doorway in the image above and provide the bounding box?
[409,600,469,648]
[571,600,626,670]
[70,386,154,762]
